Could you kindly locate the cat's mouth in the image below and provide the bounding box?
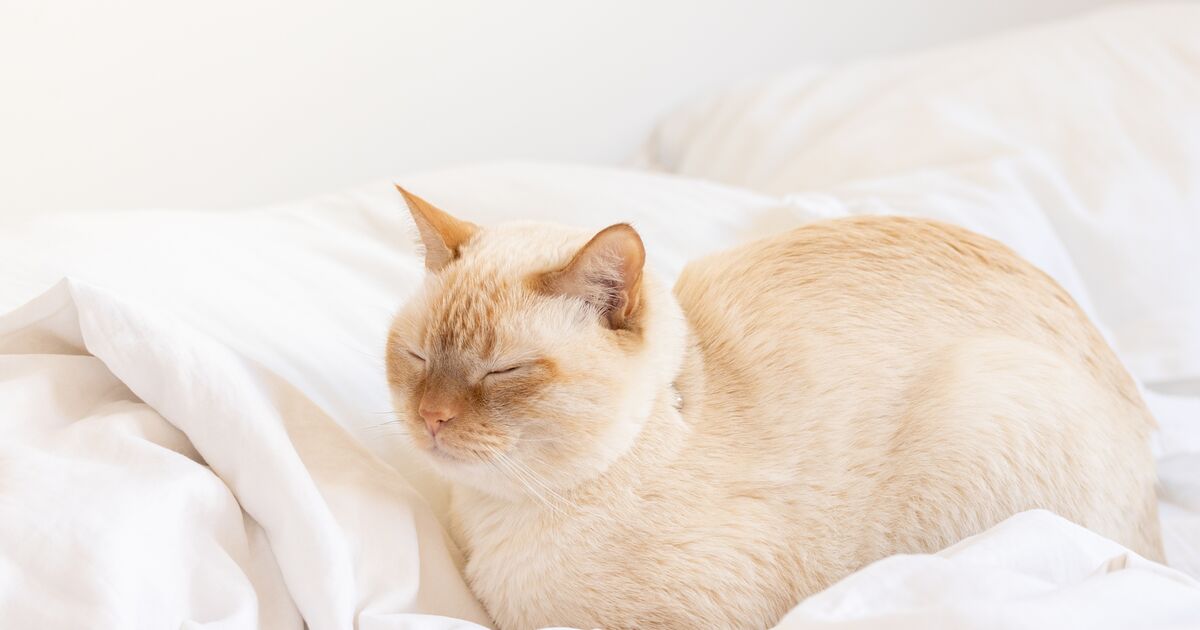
[425,438,520,470]
[410,421,518,466]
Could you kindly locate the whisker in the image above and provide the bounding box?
[516,452,624,529]
[490,455,566,517]
[502,453,576,514]
[362,419,404,430]
[340,342,388,362]
[362,431,409,439]
[487,450,571,518]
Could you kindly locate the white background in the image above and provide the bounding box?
[0,0,1132,216]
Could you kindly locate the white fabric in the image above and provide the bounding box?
[2,161,1199,628]
[640,2,1200,386]
[774,511,1200,629]
[0,280,489,629]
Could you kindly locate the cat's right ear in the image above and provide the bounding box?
[396,185,479,272]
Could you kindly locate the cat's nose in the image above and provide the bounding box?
[419,403,456,436]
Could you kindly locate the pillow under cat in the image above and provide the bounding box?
[386,187,1161,630]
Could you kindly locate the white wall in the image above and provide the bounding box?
[0,0,1131,216]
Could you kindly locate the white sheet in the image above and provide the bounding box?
[2,162,1199,628]
[774,511,1200,629]
[0,281,491,629]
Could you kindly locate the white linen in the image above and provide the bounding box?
[0,280,490,630]
[2,161,1199,628]
[774,511,1200,629]
[640,2,1200,387]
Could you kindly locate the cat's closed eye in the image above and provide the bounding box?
[485,364,525,378]
[407,350,426,363]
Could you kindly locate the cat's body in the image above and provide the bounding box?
[387,189,1161,630]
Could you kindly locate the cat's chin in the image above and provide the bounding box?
[426,455,528,501]
[420,441,572,502]
[421,447,494,487]
[426,445,466,463]
[422,442,497,469]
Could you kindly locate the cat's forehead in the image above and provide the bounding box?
[461,221,590,269]
[416,222,590,356]
[420,273,512,357]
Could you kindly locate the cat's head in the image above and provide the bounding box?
[386,187,686,499]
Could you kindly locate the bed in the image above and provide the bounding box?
[1,4,1198,628]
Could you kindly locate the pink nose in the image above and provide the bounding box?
[419,403,456,437]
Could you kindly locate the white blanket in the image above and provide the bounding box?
[0,279,485,629]
[2,161,1199,628]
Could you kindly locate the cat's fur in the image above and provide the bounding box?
[386,187,1163,630]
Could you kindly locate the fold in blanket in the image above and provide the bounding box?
[0,279,489,630]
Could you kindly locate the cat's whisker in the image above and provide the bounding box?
[515,436,563,443]
[501,454,577,515]
[486,452,568,518]
[517,454,626,530]
[340,341,388,362]
[491,450,573,518]
[363,431,408,439]
[362,419,404,430]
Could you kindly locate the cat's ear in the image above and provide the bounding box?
[396,185,479,272]
[541,223,645,330]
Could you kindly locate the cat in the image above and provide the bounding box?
[386,186,1163,630]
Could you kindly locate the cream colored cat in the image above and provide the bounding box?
[386,187,1162,630]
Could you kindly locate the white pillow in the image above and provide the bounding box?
[640,3,1200,385]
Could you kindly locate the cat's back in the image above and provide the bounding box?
[674,215,1140,410]
[671,215,1160,561]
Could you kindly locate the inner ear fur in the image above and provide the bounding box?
[539,223,646,330]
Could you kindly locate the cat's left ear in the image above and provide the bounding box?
[396,185,479,272]
[541,223,645,330]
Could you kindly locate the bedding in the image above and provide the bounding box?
[4,4,1200,628]
[1,162,1199,629]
